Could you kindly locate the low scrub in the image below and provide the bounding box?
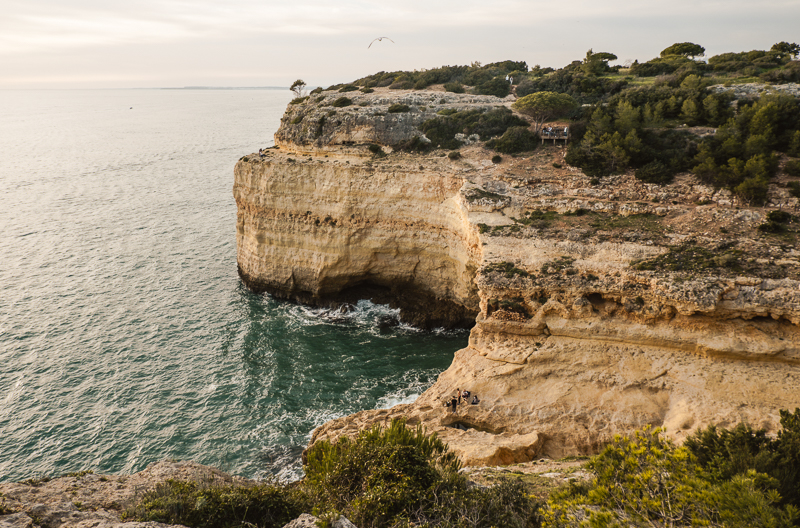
[122,480,307,528]
[331,97,352,108]
[486,126,538,153]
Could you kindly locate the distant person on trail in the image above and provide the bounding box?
[450,395,458,413]
[471,395,480,405]
[461,389,470,400]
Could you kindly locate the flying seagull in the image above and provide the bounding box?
[368,37,394,49]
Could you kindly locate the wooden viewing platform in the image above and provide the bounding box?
[539,123,570,145]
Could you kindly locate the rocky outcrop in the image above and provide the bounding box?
[0,461,242,528]
[235,86,800,466]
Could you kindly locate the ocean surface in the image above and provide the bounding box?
[0,89,467,482]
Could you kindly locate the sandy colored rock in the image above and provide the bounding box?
[238,86,800,466]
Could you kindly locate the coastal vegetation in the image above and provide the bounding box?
[122,412,800,527]
[312,40,800,206]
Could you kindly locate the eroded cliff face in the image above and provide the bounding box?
[235,86,800,466]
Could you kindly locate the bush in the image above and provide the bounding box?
[444,82,465,93]
[545,425,798,528]
[123,480,308,528]
[635,160,674,185]
[492,155,502,163]
[360,87,374,93]
[686,409,800,510]
[447,151,462,160]
[785,159,800,177]
[487,126,537,153]
[303,418,539,528]
[420,107,529,150]
[475,77,511,98]
[331,97,352,108]
[767,210,793,224]
[339,85,358,92]
[388,103,411,113]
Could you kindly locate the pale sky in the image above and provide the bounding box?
[1,0,798,89]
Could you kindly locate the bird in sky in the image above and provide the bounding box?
[368,37,395,49]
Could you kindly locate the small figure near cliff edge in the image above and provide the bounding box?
[471,395,480,405]
[449,396,458,413]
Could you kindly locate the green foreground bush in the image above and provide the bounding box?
[122,479,308,528]
[545,413,800,527]
[304,418,540,528]
[124,412,800,528]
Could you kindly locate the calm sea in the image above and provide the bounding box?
[0,89,466,482]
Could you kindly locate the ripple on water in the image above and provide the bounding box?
[0,89,467,482]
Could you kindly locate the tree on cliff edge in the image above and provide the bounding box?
[290,79,307,99]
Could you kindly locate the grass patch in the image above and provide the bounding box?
[464,188,505,203]
[483,261,530,278]
[633,243,743,273]
[512,210,559,228]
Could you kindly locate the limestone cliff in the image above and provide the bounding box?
[234,86,800,466]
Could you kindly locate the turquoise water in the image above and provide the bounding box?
[0,89,467,482]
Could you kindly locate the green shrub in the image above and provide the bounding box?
[339,85,358,92]
[686,409,800,510]
[303,418,537,528]
[483,261,529,278]
[420,107,529,150]
[310,87,323,94]
[367,144,385,157]
[758,221,786,233]
[396,136,431,153]
[447,151,461,160]
[360,87,374,94]
[475,77,511,98]
[290,96,309,105]
[788,181,800,198]
[767,210,792,224]
[633,243,741,272]
[635,160,674,185]
[331,97,352,108]
[492,155,502,163]
[389,80,414,90]
[785,160,800,177]
[487,126,537,153]
[123,480,308,528]
[444,82,465,93]
[388,103,411,113]
[545,425,798,528]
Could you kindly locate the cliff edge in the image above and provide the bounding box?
[234,86,800,466]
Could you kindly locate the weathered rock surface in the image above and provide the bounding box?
[236,86,800,466]
[0,461,244,528]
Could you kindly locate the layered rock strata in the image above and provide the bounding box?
[235,87,800,466]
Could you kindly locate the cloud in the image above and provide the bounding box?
[1,0,798,87]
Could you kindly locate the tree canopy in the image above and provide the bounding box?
[660,42,706,59]
[512,91,578,132]
[582,49,618,75]
[290,79,306,98]
[771,41,800,60]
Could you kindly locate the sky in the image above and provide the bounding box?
[1,0,798,89]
